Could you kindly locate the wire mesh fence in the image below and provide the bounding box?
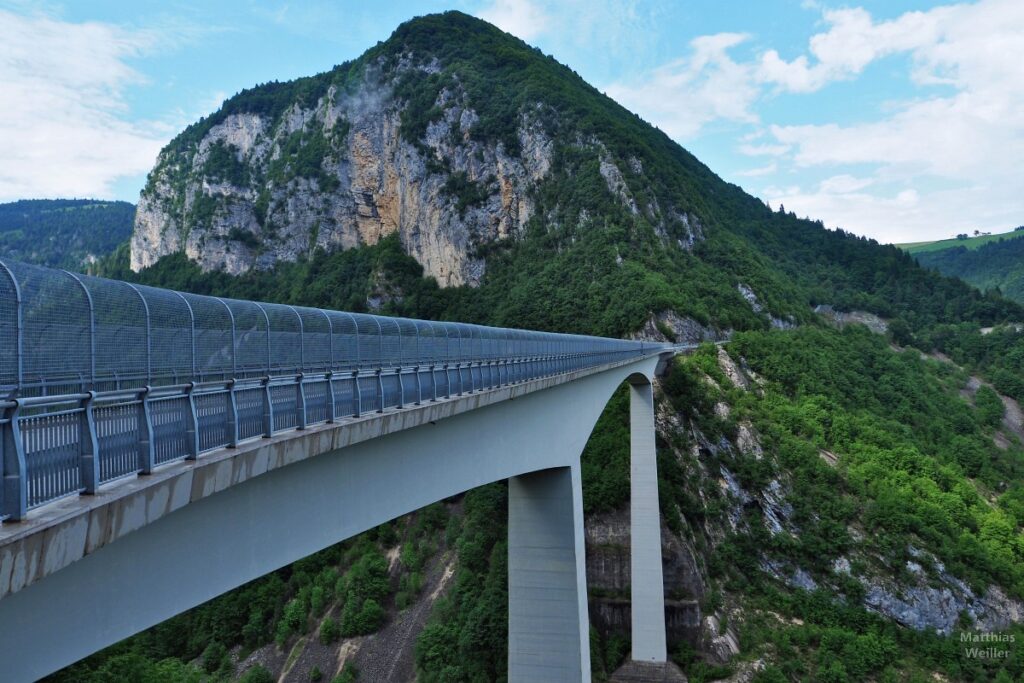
[0,258,663,520]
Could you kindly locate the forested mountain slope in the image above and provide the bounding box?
[913,232,1024,304]
[54,11,1024,683]
[0,198,134,268]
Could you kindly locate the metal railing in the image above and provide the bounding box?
[0,259,662,521]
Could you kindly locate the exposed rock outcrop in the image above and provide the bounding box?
[132,71,554,286]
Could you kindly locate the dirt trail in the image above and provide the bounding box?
[1001,393,1024,443]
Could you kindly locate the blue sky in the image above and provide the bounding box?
[0,0,1021,243]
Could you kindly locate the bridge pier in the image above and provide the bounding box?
[629,377,667,663]
[508,465,591,682]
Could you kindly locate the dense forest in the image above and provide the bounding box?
[36,10,1024,683]
[0,199,134,268]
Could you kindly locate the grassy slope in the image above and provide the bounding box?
[899,229,1024,254]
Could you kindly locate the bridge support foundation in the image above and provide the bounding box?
[508,465,591,682]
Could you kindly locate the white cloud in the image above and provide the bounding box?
[604,0,1023,241]
[0,10,175,201]
[477,0,552,41]
[763,0,1024,240]
[756,7,945,93]
[737,163,777,177]
[738,142,790,157]
[818,174,873,194]
[604,32,759,139]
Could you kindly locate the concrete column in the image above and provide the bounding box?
[508,465,591,682]
[629,377,667,662]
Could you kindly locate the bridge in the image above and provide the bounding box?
[0,259,682,682]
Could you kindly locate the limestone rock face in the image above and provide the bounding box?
[131,62,557,287]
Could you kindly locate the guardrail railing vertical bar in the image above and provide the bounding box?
[226,380,239,447]
[325,371,335,423]
[348,313,360,419]
[79,392,99,494]
[352,370,361,418]
[288,307,307,430]
[456,325,464,396]
[396,368,405,409]
[262,376,274,437]
[2,402,25,520]
[296,374,307,430]
[184,383,199,459]
[413,321,422,405]
[373,318,383,411]
[138,387,155,474]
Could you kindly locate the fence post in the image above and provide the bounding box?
[138,387,155,474]
[126,283,152,385]
[2,401,26,520]
[185,383,200,459]
[0,260,24,389]
[174,292,197,379]
[288,305,305,372]
[79,392,100,494]
[262,377,274,437]
[325,372,336,423]
[414,366,422,405]
[296,373,307,429]
[226,380,239,447]
[63,271,96,390]
[376,369,384,413]
[352,370,361,418]
[216,297,236,379]
[396,368,405,409]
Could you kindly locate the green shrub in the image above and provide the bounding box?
[239,665,275,683]
[319,617,340,644]
[975,385,1005,428]
[332,663,359,683]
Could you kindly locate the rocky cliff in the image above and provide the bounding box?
[131,47,705,288]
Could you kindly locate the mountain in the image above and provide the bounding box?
[0,198,134,269]
[907,230,1024,304]
[65,12,1024,682]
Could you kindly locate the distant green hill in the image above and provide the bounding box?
[899,228,1024,254]
[0,199,135,269]
[910,230,1024,303]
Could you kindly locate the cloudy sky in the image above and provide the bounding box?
[1,0,1021,243]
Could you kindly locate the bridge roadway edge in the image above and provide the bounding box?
[0,353,665,682]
